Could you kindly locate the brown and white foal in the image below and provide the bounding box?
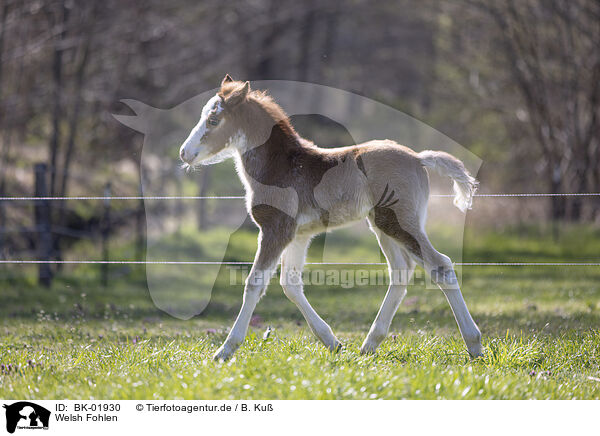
[180,75,482,361]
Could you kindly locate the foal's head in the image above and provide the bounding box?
[179,74,251,167]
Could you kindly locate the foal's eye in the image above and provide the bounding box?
[207,115,220,126]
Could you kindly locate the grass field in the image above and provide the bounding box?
[1,224,599,399]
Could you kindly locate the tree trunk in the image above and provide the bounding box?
[549,164,566,222]
[48,1,68,197]
[135,162,145,262]
[55,23,92,265]
[569,163,588,221]
[0,0,9,259]
[296,0,316,82]
[250,0,281,79]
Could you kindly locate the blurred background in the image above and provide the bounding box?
[0,0,598,287]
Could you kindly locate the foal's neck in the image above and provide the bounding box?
[235,100,305,187]
[239,98,303,157]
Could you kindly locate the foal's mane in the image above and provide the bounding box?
[248,89,298,139]
[221,81,298,141]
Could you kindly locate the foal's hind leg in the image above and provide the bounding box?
[412,231,482,357]
[280,236,342,351]
[361,226,415,354]
[372,207,482,357]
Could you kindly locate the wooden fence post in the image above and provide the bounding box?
[34,163,52,287]
[101,182,111,286]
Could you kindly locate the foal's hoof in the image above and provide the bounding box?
[466,336,483,358]
[213,345,234,361]
[360,333,385,355]
[468,348,484,359]
[326,340,343,353]
[360,342,377,355]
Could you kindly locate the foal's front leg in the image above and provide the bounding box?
[280,237,342,351]
[213,231,288,361]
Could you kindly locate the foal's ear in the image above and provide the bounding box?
[221,74,234,86]
[224,81,250,107]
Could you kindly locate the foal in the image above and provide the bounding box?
[180,75,482,361]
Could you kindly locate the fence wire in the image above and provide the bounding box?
[0,192,598,268]
[1,193,600,201]
[0,260,599,266]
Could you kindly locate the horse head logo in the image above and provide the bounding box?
[3,402,50,433]
[114,81,481,320]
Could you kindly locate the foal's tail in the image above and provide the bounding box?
[418,150,478,212]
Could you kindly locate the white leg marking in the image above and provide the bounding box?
[361,227,415,354]
[214,232,283,361]
[441,287,482,357]
[280,237,341,351]
[213,264,277,361]
[405,227,483,358]
[425,251,482,357]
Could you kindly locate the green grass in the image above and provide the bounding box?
[0,224,599,399]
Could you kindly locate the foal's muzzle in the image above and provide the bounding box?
[179,146,199,164]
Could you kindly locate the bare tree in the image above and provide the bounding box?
[46,0,68,197]
[0,0,10,258]
[470,0,600,220]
